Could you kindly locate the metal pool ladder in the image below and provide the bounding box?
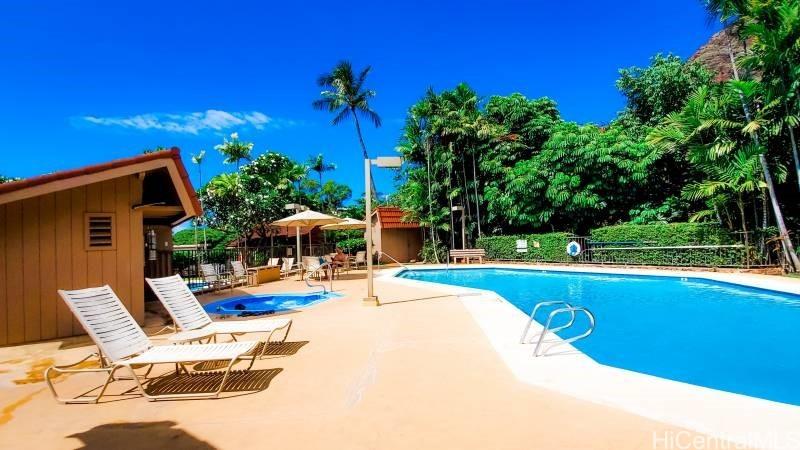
[520,301,595,357]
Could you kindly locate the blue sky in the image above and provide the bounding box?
[0,0,720,202]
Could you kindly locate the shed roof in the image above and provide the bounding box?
[0,148,201,224]
[374,207,420,229]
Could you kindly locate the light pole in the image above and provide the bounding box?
[452,205,465,249]
[364,156,403,306]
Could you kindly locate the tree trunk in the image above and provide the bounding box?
[727,42,800,271]
[737,195,750,266]
[787,122,800,192]
[425,139,440,263]
[472,152,482,239]
[352,110,379,198]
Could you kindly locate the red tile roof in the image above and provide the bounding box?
[0,148,202,214]
[375,206,420,229]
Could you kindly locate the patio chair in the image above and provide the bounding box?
[268,258,280,267]
[45,285,257,404]
[199,263,230,292]
[353,251,367,269]
[146,275,292,359]
[229,260,250,287]
[281,257,299,279]
[303,256,326,280]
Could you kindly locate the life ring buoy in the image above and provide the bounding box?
[566,241,582,257]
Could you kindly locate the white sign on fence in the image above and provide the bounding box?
[516,239,528,253]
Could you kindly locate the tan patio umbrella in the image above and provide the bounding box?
[271,210,344,259]
[320,217,367,231]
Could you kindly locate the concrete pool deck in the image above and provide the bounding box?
[384,264,800,450]
[0,265,790,449]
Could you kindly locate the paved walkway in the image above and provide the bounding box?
[0,269,718,449]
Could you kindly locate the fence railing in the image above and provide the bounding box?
[485,233,784,269]
[173,244,337,289]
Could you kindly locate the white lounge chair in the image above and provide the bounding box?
[229,260,250,287]
[268,258,280,267]
[45,285,257,403]
[303,256,327,280]
[146,275,292,359]
[281,257,299,279]
[200,263,230,292]
[353,251,367,269]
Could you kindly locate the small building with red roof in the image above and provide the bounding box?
[0,148,201,344]
[370,206,422,263]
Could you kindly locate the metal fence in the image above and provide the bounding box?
[173,244,337,288]
[491,233,784,269]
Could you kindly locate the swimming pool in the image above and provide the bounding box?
[398,268,800,406]
[203,292,340,316]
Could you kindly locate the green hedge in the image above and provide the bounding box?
[476,224,749,267]
[337,238,366,253]
[476,232,573,262]
[173,228,238,250]
[589,223,743,267]
[590,223,734,246]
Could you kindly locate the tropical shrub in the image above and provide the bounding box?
[337,238,366,253]
[476,232,572,262]
[419,240,448,263]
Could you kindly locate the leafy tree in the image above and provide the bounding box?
[0,175,20,184]
[173,228,238,250]
[487,121,654,233]
[313,61,381,160]
[201,152,305,247]
[320,180,352,212]
[617,54,714,125]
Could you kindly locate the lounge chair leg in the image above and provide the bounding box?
[259,320,293,358]
[45,360,121,404]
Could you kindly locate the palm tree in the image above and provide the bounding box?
[307,153,337,189]
[312,61,381,161]
[648,83,799,269]
[683,145,767,252]
[215,132,253,169]
[703,0,800,271]
[739,0,800,191]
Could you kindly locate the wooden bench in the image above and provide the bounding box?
[449,249,486,264]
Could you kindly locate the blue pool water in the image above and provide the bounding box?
[398,268,800,406]
[204,292,340,316]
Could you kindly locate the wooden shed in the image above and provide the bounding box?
[370,207,423,263]
[0,148,201,345]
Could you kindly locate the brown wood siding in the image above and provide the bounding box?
[0,204,6,345]
[0,175,145,344]
[38,194,57,340]
[6,201,24,343]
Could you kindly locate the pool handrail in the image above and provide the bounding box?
[533,306,595,357]
[303,259,332,294]
[519,300,576,344]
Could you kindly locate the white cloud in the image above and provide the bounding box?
[82,109,287,134]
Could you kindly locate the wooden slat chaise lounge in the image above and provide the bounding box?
[146,274,292,359]
[45,285,256,403]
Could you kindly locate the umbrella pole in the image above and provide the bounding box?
[296,226,302,280]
